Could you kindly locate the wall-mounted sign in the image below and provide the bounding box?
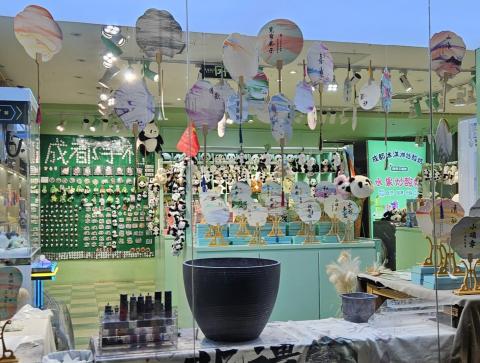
[367,140,426,230]
[0,101,29,124]
[200,64,232,79]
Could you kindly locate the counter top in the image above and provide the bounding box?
[194,238,378,252]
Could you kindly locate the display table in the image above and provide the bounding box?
[91,317,455,363]
[358,272,480,362]
[2,305,56,363]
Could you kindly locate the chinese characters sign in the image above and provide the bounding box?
[451,217,480,259]
[367,141,426,228]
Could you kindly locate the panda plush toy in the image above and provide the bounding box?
[334,174,351,199]
[348,175,374,199]
[137,120,164,155]
[320,159,331,172]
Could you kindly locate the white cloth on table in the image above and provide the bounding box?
[1,304,56,363]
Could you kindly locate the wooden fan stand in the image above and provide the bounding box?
[235,215,251,237]
[296,222,307,236]
[208,225,228,247]
[249,223,266,246]
[421,236,440,267]
[268,215,284,237]
[0,321,17,363]
[303,222,319,244]
[437,241,463,276]
[341,221,355,243]
[327,216,340,236]
[454,254,480,295]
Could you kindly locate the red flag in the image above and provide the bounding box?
[176,122,200,157]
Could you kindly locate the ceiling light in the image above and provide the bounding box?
[98,101,107,110]
[102,25,120,38]
[98,66,120,88]
[248,119,254,123]
[466,88,476,105]
[425,93,440,111]
[400,72,413,92]
[453,88,467,107]
[101,37,123,57]
[289,70,297,74]
[329,110,337,124]
[176,97,182,101]
[107,97,115,107]
[89,119,98,132]
[408,103,416,118]
[102,53,117,68]
[349,72,361,86]
[143,62,159,82]
[415,136,424,147]
[414,99,422,116]
[327,75,338,92]
[99,90,109,101]
[56,120,65,132]
[102,118,109,131]
[124,65,136,82]
[82,118,90,130]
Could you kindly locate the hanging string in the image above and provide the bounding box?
[35,55,42,124]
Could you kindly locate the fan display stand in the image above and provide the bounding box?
[208,225,228,247]
[454,254,480,295]
[268,215,284,237]
[303,222,318,244]
[249,224,266,246]
[341,221,355,243]
[296,222,306,236]
[437,242,463,276]
[235,215,251,237]
[327,216,340,236]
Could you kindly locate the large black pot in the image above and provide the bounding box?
[183,257,280,342]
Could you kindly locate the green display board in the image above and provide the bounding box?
[367,140,426,233]
[40,135,155,260]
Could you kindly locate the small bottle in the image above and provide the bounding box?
[119,294,128,321]
[145,294,153,320]
[129,295,137,321]
[165,291,172,317]
[154,291,163,316]
[137,294,145,320]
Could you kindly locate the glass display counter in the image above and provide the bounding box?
[0,87,40,298]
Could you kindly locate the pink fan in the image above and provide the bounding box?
[185,80,225,163]
[14,5,63,124]
[258,19,303,93]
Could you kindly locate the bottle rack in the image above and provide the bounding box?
[99,310,178,353]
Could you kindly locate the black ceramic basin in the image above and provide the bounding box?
[183,257,281,342]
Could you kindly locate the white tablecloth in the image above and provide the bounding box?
[92,318,456,363]
[2,305,56,363]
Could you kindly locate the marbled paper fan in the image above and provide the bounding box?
[268,93,294,143]
[14,5,63,124]
[257,19,303,67]
[14,5,63,62]
[136,9,185,120]
[223,33,258,83]
[114,79,155,131]
[307,42,334,86]
[185,79,225,131]
[430,31,466,80]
